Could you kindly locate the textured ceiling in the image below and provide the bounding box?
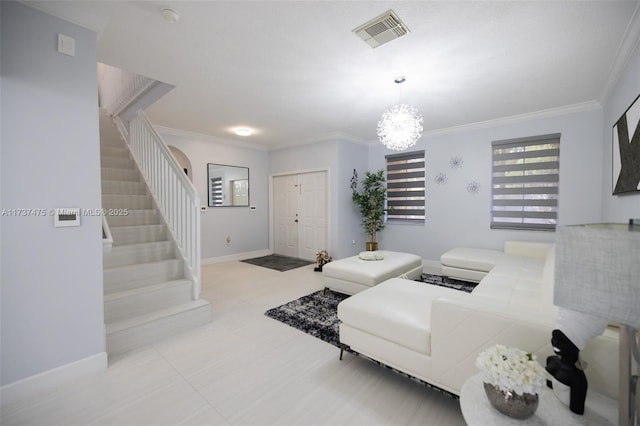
[28,1,640,149]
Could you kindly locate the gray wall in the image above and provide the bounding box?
[601,40,640,221]
[367,107,605,262]
[0,1,104,385]
[159,131,270,260]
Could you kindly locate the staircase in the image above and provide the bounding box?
[100,112,211,355]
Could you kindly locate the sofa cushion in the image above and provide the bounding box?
[440,247,504,272]
[337,278,471,355]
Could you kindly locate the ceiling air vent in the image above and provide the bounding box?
[353,9,409,49]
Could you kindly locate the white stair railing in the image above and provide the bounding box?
[102,215,113,254]
[127,111,201,299]
[98,63,155,116]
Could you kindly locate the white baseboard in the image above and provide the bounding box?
[422,259,443,275]
[0,351,107,406]
[201,249,271,265]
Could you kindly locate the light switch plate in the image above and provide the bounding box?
[57,33,75,57]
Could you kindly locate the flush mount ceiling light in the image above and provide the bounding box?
[161,7,180,23]
[377,77,423,151]
[234,128,253,137]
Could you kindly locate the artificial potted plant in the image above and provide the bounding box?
[351,169,388,251]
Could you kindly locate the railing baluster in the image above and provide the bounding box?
[126,112,201,300]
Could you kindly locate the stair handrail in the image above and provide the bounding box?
[102,214,113,254]
[125,110,201,299]
[98,63,155,116]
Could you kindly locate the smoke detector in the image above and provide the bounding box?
[353,9,409,49]
[161,7,180,23]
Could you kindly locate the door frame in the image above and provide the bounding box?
[269,167,331,259]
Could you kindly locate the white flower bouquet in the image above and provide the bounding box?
[475,344,546,395]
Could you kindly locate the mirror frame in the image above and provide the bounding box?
[207,163,250,207]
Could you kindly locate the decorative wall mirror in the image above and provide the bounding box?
[207,163,250,207]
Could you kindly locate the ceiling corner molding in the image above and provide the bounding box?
[599,2,640,104]
[422,101,602,138]
[20,1,109,33]
[153,125,270,152]
[270,131,368,152]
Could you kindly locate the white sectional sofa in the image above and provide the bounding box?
[337,241,620,401]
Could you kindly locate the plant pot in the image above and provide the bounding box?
[365,242,378,251]
[483,382,539,420]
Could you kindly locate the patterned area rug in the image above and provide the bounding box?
[265,290,349,347]
[264,273,476,347]
[241,254,314,272]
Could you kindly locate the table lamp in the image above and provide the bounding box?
[554,221,640,425]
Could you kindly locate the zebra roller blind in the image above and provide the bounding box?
[386,150,425,223]
[491,134,560,231]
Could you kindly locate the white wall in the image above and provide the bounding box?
[159,130,269,260]
[337,141,370,256]
[601,39,640,221]
[367,106,605,263]
[1,2,104,386]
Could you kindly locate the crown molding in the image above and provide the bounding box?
[20,1,109,34]
[420,101,602,138]
[269,131,368,152]
[599,1,640,104]
[153,125,270,152]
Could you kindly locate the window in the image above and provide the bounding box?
[491,134,560,231]
[386,150,425,223]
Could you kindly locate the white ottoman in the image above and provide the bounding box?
[440,247,504,282]
[322,250,423,295]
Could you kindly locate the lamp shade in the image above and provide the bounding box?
[554,223,640,329]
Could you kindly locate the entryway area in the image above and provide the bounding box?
[272,171,328,262]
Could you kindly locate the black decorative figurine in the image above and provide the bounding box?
[545,329,588,415]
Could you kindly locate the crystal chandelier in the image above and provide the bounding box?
[377,77,423,151]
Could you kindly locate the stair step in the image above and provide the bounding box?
[105,299,211,355]
[101,156,136,170]
[105,209,160,227]
[104,279,193,323]
[104,240,174,268]
[103,194,153,209]
[101,145,130,158]
[104,258,183,292]
[110,224,166,246]
[100,132,125,146]
[101,167,140,182]
[102,180,147,195]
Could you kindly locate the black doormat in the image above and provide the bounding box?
[264,273,476,348]
[241,254,314,272]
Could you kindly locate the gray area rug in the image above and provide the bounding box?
[241,254,314,272]
[265,273,476,348]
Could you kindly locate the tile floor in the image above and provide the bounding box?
[1,261,466,426]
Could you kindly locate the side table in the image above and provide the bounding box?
[460,373,617,426]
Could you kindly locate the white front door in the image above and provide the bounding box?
[273,171,327,261]
[274,174,298,258]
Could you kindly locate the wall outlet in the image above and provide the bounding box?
[352,239,356,245]
[225,236,231,246]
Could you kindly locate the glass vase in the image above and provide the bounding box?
[483,382,539,420]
